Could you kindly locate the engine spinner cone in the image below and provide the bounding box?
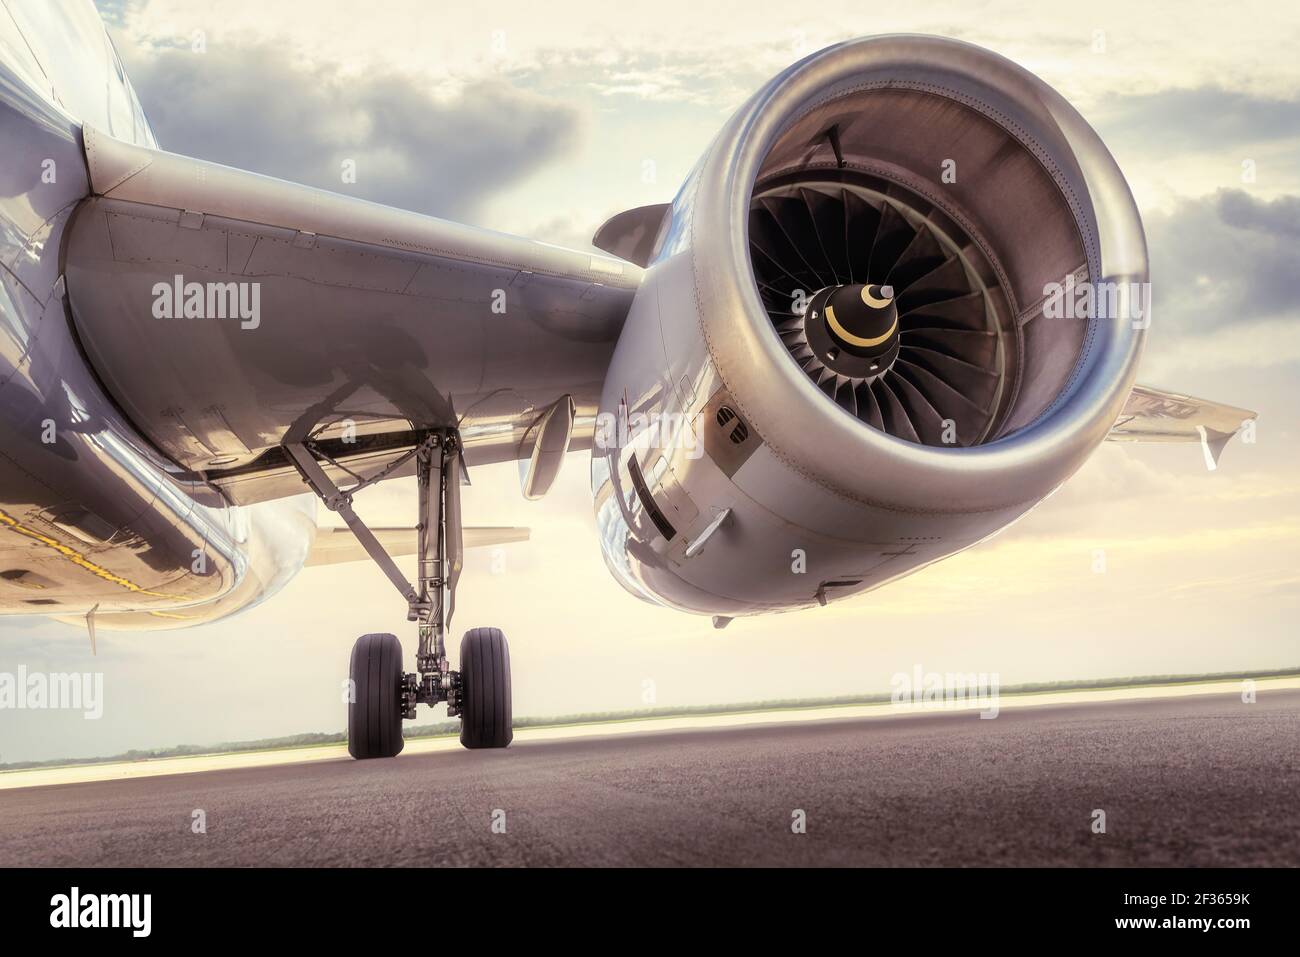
[805,283,900,379]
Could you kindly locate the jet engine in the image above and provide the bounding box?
[591,35,1148,618]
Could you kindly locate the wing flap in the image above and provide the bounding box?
[1108,384,1256,469]
[305,526,530,567]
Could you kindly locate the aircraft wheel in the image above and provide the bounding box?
[459,627,513,749]
[348,632,405,759]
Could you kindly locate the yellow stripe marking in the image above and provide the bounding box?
[862,286,893,308]
[825,305,898,348]
[0,507,177,600]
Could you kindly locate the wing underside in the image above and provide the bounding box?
[304,526,530,567]
[64,126,643,504]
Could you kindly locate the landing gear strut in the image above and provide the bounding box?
[286,430,512,759]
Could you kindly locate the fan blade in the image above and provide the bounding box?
[867,202,914,280]
[759,195,834,290]
[886,225,947,292]
[750,205,821,291]
[899,290,988,331]
[884,369,949,445]
[873,378,920,442]
[758,281,798,313]
[854,381,885,431]
[895,256,970,312]
[773,314,806,335]
[835,378,858,417]
[892,359,991,444]
[899,346,1000,408]
[799,187,850,285]
[901,328,999,369]
[750,243,803,293]
[842,189,882,284]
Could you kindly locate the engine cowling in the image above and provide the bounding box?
[592,35,1147,617]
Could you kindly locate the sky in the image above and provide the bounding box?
[1,0,1299,763]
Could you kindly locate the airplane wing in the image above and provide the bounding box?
[1107,384,1257,470]
[304,526,530,567]
[64,126,643,505]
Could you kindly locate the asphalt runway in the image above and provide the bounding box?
[2,690,1297,867]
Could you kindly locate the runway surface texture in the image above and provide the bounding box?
[2,690,1296,866]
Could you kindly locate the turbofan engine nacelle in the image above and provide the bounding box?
[592,35,1147,617]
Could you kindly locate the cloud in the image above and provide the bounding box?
[1216,189,1300,238]
[94,0,138,28]
[576,49,764,106]
[1093,86,1300,154]
[1145,189,1300,341]
[115,42,584,221]
[493,211,605,252]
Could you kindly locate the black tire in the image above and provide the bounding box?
[459,627,512,749]
[348,632,405,759]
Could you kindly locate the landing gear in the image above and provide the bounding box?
[286,430,513,759]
